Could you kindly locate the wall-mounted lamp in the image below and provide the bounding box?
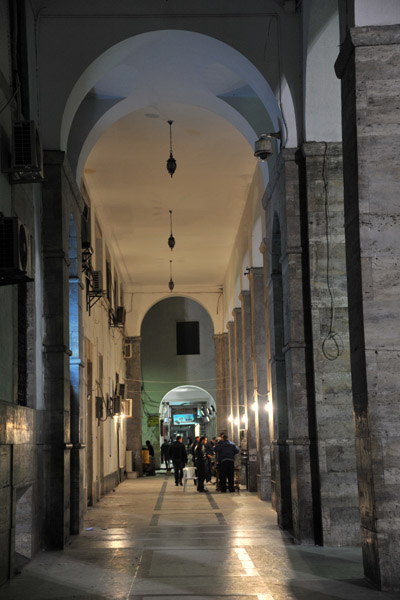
[254,131,281,161]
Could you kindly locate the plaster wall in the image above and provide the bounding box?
[223,165,265,324]
[303,0,342,142]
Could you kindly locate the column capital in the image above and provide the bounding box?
[335,25,400,80]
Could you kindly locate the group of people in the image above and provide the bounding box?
[161,433,239,493]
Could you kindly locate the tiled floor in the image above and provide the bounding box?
[1,475,398,599]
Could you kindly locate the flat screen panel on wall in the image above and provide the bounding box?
[176,321,199,355]
[173,413,195,424]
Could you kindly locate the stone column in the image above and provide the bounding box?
[125,336,143,476]
[335,26,400,590]
[233,309,243,447]
[227,321,236,442]
[41,151,72,548]
[249,266,272,501]
[302,141,359,546]
[280,149,316,545]
[223,332,231,437]
[240,291,257,491]
[214,333,228,434]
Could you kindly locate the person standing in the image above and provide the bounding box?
[204,436,214,483]
[195,437,207,492]
[145,440,156,476]
[169,435,187,486]
[160,438,170,471]
[215,434,239,492]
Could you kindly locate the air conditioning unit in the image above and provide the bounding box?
[0,217,33,283]
[115,306,126,325]
[81,205,91,249]
[112,396,122,416]
[123,399,133,417]
[9,121,44,183]
[124,343,132,359]
[91,270,103,293]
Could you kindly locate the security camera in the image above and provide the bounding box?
[254,132,282,161]
[254,134,273,161]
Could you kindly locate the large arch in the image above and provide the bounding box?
[62,29,290,187]
[140,296,216,458]
[61,29,291,163]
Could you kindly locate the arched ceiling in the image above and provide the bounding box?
[73,30,279,292]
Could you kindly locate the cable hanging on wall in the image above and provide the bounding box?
[321,142,344,361]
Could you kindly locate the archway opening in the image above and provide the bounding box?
[160,385,217,453]
[140,296,216,469]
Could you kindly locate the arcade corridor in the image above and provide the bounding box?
[1,475,397,600]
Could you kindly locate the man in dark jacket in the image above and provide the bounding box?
[169,435,187,486]
[215,434,239,492]
[160,439,170,471]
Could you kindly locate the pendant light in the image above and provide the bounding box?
[166,120,177,178]
[168,260,174,291]
[168,210,175,251]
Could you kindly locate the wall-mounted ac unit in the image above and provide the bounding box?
[124,343,132,359]
[115,306,126,325]
[123,399,133,417]
[112,396,122,416]
[9,121,44,183]
[91,270,103,293]
[81,204,91,249]
[0,217,33,284]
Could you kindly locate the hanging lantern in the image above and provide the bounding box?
[166,120,177,177]
[168,260,174,291]
[168,209,175,250]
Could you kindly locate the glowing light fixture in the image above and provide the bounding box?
[166,120,177,177]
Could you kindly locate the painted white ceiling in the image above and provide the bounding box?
[80,30,268,292]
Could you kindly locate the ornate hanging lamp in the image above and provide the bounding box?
[166,120,177,178]
[168,210,175,251]
[168,260,174,291]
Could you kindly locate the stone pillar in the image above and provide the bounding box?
[223,332,231,437]
[335,26,400,590]
[280,149,316,545]
[240,291,257,492]
[233,308,243,447]
[227,321,236,442]
[214,333,228,434]
[249,266,272,501]
[125,336,143,476]
[41,151,72,549]
[302,141,359,546]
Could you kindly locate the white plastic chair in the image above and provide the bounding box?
[182,466,197,491]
